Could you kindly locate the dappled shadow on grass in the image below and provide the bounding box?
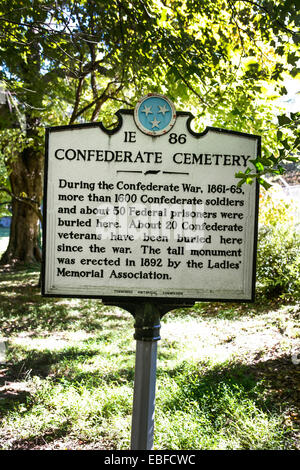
[68,365,136,389]
[1,336,181,396]
[0,379,32,416]
[0,330,136,401]
[0,346,135,422]
[8,421,72,450]
[1,265,297,335]
[162,353,300,432]
[4,345,101,381]
[0,295,132,335]
[1,265,299,449]
[0,266,133,335]
[169,294,299,321]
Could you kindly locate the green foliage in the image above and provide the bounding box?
[0,0,299,133]
[257,186,300,298]
[259,185,296,226]
[236,111,300,189]
[257,225,300,298]
[0,0,299,262]
[0,200,10,220]
[0,147,11,218]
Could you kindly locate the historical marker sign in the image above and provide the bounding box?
[42,94,259,304]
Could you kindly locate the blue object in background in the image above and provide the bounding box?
[137,95,173,133]
[0,216,11,228]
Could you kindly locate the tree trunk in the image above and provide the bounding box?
[0,144,43,265]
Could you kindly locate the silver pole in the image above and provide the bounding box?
[131,340,158,450]
[130,303,161,450]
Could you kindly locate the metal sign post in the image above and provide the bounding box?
[42,92,260,450]
[130,303,161,450]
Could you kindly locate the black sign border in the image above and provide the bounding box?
[42,110,260,307]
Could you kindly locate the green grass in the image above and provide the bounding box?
[0,265,299,450]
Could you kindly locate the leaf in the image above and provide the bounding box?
[290,112,300,121]
[235,171,246,179]
[278,114,291,126]
[261,157,273,166]
[279,86,288,95]
[255,161,264,172]
[290,67,300,77]
[258,178,272,190]
[281,139,291,150]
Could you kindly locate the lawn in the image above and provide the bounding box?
[0,264,299,450]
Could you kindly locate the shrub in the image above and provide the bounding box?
[257,225,300,297]
[257,185,300,298]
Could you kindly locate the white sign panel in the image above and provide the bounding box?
[42,95,259,304]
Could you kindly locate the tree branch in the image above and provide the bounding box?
[233,0,300,37]
[69,76,84,125]
[0,186,42,223]
[69,80,123,123]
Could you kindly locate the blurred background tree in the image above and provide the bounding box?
[0,0,299,264]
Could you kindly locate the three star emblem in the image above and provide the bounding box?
[141,103,170,129]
